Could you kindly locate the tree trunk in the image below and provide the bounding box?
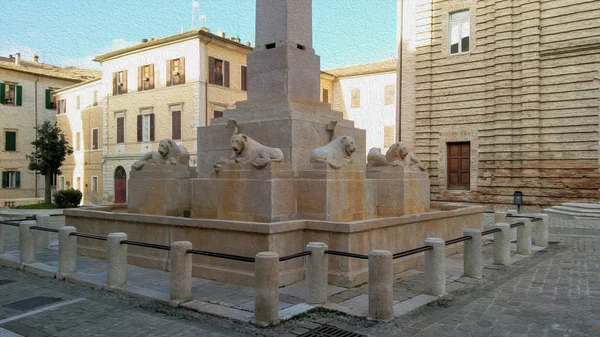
[45,168,52,204]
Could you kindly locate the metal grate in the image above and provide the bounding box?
[3,296,62,311]
[298,325,367,337]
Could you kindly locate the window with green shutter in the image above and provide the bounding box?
[16,85,22,106]
[45,89,53,109]
[5,131,16,151]
[1,172,7,188]
[0,83,5,104]
[1,171,20,188]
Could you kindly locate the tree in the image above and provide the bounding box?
[27,121,73,204]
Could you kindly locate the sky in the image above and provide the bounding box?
[0,0,397,71]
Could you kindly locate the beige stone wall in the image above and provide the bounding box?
[401,0,600,207]
[0,68,78,205]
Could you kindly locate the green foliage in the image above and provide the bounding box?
[27,121,73,176]
[53,189,82,208]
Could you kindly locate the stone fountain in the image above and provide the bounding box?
[64,0,484,288]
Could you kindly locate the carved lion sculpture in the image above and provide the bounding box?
[217,134,284,169]
[131,139,190,171]
[387,142,426,171]
[310,135,356,169]
[367,147,398,167]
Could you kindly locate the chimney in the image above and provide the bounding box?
[142,38,149,43]
[15,53,21,65]
[33,54,39,63]
[8,54,14,62]
[217,30,226,38]
[246,42,252,47]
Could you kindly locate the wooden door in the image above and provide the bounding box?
[447,142,470,190]
[114,166,127,203]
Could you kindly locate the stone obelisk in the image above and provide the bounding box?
[197,0,365,176]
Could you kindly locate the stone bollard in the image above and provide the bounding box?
[58,226,77,278]
[254,252,279,326]
[424,238,446,296]
[107,232,128,288]
[535,214,549,247]
[463,229,482,279]
[34,215,51,249]
[19,221,36,265]
[493,223,511,265]
[516,219,532,255]
[170,241,192,302]
[368,250,393,321]
[504,210,518,241]
[493,211,506,223]
[306,242,328,304]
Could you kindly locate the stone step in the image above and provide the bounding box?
[561,202,600,210]
[553,205,600,215]
[544,208,600,219]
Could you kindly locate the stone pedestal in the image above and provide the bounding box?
[367,166,430,216]
[297,163,375,221]
[191,162,296,222]
[128,164,191,216]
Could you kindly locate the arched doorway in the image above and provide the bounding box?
[114,166,127,203]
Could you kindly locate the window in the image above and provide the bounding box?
[322,88,329,103]
[208,57,229,87]
[56,99,66,114]
[45,89,57,109]
[449,11,470,54]
[116,116,125,144]
[76,132,80,151]
[138,64,155,91]
[447,142,470,190]
[167,58,186,86]
[351,89,360,108]
[50,173,57,187]
[91,176,98,193]
[213,110,223,118]
[384,126,394,148]
[5,131,16,151]
[137,111,154,142]
[384,85,395,105]
[0,83,22,106]
[92,128,99,150]
[241,65,247,91]
[171,109,181,140]
[2,171,20,188]
[76,95,80,109]
[112,70,128,95]
[93,91,98,106]
[59,176,65,190]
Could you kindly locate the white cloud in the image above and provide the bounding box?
[58,38,138,70]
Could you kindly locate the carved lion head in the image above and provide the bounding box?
[231,134,248,155]
[158,139,170,158]
[386,142,408,162]
[341,136,356,158]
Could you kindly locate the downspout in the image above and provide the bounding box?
[397,0,404,142]
[34,77,39,198]
[205,37,213,127]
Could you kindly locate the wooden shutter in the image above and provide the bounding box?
[149,113,155,141]
[45,89,52,109]
[214,110,223,118]
[16,85,22,106]
[1,172,7,188]
[149,64,155,89]
[208,56,215,84]
[117,117,124,143]
[15,172,20,188]
[112,73,117,96]
[5,132,16,151]
[122,70,128,94]
[92,129,98,149]
[166,60,172,86]
[137,115,143,142]
[241,66,247,91]
[447,142,470,190]
[172,110,181,140]
[322,89,329,103]
[137,66,143,91]
[0,83,4,103]
[224,61,230,88]
[179,57,185,84]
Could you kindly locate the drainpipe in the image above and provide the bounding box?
[205,37,213,127]
[34,77,39,198]
[397,0,404,142]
